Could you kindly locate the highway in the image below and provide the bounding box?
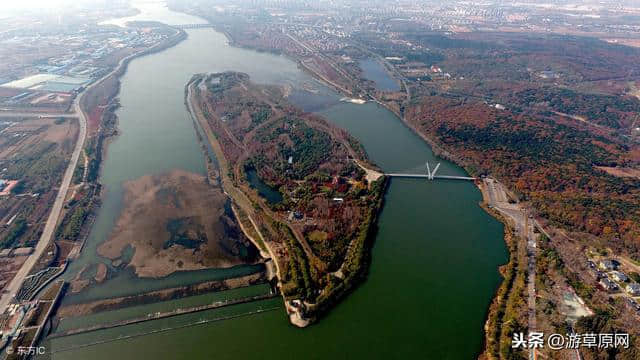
[0,112,77,119]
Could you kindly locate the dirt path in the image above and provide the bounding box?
[354,159,383,184]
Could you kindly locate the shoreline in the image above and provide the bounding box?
[183,75,292,323]
[61,25,189,283]
[184,73,388,327]
[207,20,514,348]
[78,25,188,190]
[183,75,283,279]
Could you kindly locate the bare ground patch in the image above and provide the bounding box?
[596,166,640,180]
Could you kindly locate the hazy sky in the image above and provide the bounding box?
[0,0,120,12]
[0,0,70,10]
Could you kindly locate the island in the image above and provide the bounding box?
[186,71,386,326]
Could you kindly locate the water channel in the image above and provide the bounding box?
[359,58,401,92]
[49,2,508,359]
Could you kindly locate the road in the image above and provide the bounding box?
[0,35,169,313]
[0,102,86,313]
[0,112,78,119]
[483,178,538,360]
[0,48,141,313]
[488,180,585,360]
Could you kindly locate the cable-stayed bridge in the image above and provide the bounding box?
[385,162,476,181]
[173,24,215,29]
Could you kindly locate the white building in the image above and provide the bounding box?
[611,271,628,282]
[626,283,640,296]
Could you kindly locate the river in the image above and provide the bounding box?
[49,2,508,359]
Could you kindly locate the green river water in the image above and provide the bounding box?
[48,2,508,359]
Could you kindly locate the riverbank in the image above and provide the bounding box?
[43,8,508,357]
[184,74,291,322]
[69,24,189,253]
[192,20,515,339]
[59,23,270,304]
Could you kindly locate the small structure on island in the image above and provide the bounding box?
[288,211,304,221]
[626,283,640,296]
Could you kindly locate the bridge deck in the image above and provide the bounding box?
[174,24,215,29]
[385,173,476,181]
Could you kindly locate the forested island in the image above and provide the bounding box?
[187,72,386,326]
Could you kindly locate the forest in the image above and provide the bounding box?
[505,87,640,129]
[406,96,640,258]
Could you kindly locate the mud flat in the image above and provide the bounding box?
[97,169,259,278]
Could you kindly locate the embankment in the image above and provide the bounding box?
[57,271,267,317]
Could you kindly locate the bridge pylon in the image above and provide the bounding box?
[424,162,441,180]
[431,163,441,180]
